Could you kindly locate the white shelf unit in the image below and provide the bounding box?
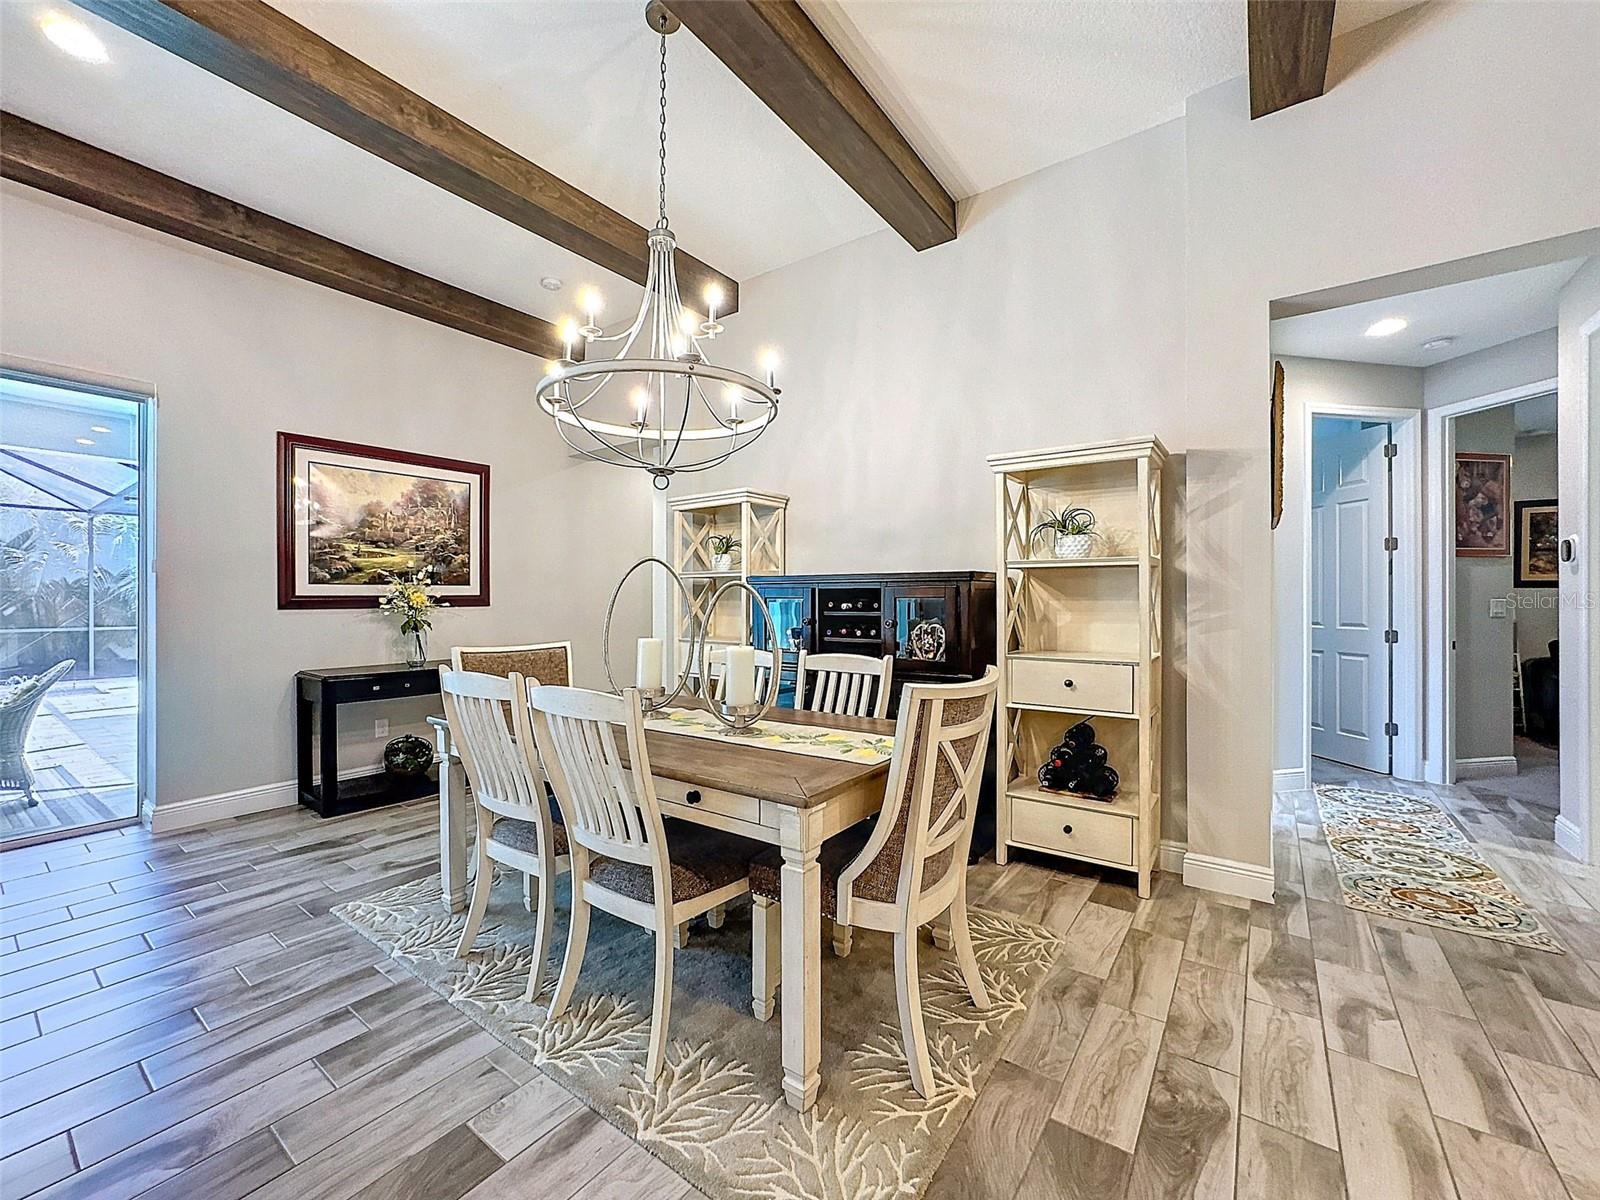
[667,489,788,676]
[989,437,1166,897]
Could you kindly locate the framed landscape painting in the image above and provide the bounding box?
[1515,498,1559,587]
[1454,452,1510,557]
[277,432,490,609]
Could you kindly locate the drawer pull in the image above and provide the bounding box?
[1062,823,1074,835]
[1062,678,1075,689]
[685,789,703,805]
[371,685,381,692]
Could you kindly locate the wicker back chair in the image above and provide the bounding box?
[1,660,75,807]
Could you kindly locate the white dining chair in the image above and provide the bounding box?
[527,683,766,1080]
[451,640,573,686]
[441,669,570,1004]
[748,668,999,1098]
[796,651,894,719]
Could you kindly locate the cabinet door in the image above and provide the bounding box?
[752,584,812,706]
[885,584,960,671]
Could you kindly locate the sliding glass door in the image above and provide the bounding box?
[0,371,151,845]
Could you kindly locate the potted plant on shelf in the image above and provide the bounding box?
[378,570,444,666]
[709,533,742,572]
[1030,506,1098,560]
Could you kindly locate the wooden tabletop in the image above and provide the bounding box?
[639,701,895,809]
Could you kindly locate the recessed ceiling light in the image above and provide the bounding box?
[89,425,111,433]
[39,12,109,64]
[539,276,563,292]
[1364,317,1409,338]
[1421,336,1457,351]
[75,437,95,445]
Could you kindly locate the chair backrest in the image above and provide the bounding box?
[438,669,553,829]
[451,641,572,687]
[701,646,777,706]
[797,652,893,719]
[0,660,74,746]
[525,684,667,877]
[838,668,998,912]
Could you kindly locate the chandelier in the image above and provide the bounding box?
[535,3,780,490]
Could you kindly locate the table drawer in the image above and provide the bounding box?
[1010,796,1134,866]
[1009,658,1134,714]
[653,776,762,826]
[328,674,437,703]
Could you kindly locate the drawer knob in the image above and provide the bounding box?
[1062,823,1074,835]
[1062,678,1075,689]
[685,789,703,805]
[371,685,381,691]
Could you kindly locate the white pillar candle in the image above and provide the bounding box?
[636,638,664,691]
[724,645,757,707]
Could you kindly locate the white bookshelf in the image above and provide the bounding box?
[666,488,788,674]
[989,437,1165,897]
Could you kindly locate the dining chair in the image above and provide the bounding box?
[796,651,894,720]
[451,640,573,686]
[747,668,999,1098]
[527,683,766,1080]
[440,669,570,1004]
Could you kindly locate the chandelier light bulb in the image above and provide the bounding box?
[632,386,650,426]
[759,349,780,389]
[559,318,581,360]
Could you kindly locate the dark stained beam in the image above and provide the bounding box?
[1,112,568,358]
[663,0,956,251]
[73,0,738,311]
[1248,0,1337,118]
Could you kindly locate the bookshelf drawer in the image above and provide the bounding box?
[1010,658,1134,714]
[1010,796,1134,865]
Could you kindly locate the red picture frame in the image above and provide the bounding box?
[277,432,490,609]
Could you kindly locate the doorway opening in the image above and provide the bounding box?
[0,369,153,847]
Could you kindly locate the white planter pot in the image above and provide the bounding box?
[1053,532,1093,560]
[712,553,734,572]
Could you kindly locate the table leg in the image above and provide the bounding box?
[435,725,469,913]
[779,810,823,1112]
[318,684,339,812]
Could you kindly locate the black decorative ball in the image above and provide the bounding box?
[383,734,433,779]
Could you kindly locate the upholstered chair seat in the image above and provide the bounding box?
[489,815,570,858]
[591,820,759,905]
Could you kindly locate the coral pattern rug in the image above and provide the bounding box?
[1315,784,1564,953]
[335,871,1061,1200]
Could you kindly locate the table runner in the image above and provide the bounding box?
[646,706,895,764]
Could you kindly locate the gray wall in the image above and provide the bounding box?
[1512,428,1560,663]
[1453,405,1515,764]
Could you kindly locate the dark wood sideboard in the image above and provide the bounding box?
[295,662,443,817]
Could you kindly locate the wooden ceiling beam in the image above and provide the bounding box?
[1248,0,1337,118]
[663,0,956,251]
[1,112,568,358]
[73,0,738,311]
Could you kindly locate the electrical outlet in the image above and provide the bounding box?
[374,718,390,738]
[1488,597,1509,619]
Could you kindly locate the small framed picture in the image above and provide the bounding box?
[277,432,490,609]
[1514,499,1559,587]
[1455,453,1510,557]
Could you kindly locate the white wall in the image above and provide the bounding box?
[1423,329,1558,409]
[1270,357,1423,778]
[1453,404,1515,764]
[0,184,652,820]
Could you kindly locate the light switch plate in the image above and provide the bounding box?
[1488,597,1509,619]
[374,718,390,738]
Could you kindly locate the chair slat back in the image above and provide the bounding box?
[797,652,893,719]
[439,669,549,826]
[701,647,775,706]
[526,685,664,870]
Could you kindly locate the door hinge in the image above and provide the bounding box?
[1385,721,1399,737]
[1384,629,1399,644]
[1384,442,1399,459]
[1384,535,1399,552]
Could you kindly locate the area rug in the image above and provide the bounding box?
[1315,784,1564,953]
[334,871,1061,1199]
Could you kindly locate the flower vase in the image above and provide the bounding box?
[1053,532,1093,560]
[405,629,428,668]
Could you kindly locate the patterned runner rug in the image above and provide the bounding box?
[1315,783,1564,953]
[645,706,896,763]
[335,871,1060,1199]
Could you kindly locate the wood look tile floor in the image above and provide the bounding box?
[2,765,1597,1200]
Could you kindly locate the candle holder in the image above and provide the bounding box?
[699,580,780,734]
[603,557,699,713]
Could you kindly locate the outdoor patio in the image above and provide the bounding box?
[1,676,137,843]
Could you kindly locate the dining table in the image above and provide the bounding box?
[430,699,896,1113]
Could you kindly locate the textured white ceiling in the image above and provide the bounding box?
[1270,258,1585,368]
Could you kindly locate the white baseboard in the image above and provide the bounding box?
[1158,839,1187,874]
[1272,768,1308,792]
[1555,815,1587,862]
[147,762,431,834]
[1454,756,1518,780]
[1182,852,1275,902]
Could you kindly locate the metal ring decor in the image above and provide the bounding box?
[602,557,699,713]
[698,579,780,734]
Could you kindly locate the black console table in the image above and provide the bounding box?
[296,662,444,818]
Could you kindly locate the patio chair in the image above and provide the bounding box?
[1,660,76,807]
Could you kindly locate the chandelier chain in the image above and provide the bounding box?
[657,32,669,226]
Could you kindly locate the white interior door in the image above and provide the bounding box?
[1311,422,1393,772]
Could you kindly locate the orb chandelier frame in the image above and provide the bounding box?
[534,3,781,490]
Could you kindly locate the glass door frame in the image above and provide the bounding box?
[1,364,156,846]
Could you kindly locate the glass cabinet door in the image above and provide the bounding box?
[751,584,811,707]
[886,585,958,668]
